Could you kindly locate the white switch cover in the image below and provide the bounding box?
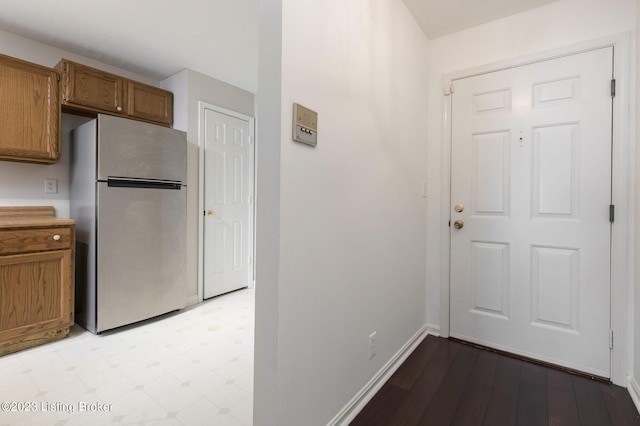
[45,178,58,194]
[368,331,377,359]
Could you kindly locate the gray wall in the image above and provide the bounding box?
[162,69,255,304]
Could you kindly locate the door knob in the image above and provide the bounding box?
[454,204,464,213]
[453,220,464,229]
[206,210,216,217]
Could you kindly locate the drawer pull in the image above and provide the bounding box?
[53,235,61,241]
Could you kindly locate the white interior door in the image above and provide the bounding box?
[203,108,253,299]
[450,47,613,378]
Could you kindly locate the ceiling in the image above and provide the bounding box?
[0,0,559,94]
[402,0,559,39]
[0,0,259,92]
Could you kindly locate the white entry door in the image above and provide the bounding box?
[203,108,254,299]
[450,47,613,378]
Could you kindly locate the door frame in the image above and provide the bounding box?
[438,33,633,386]
[197,101,256,302]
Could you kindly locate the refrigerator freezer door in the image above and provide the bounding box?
[96,182,187,332]
[97,114,187,183]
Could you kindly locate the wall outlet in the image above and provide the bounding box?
[368,331,377,359]
[45,178,58,194]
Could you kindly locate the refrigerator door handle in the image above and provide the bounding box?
[106,177,183,190]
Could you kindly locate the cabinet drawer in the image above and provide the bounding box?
[0,228,71,254]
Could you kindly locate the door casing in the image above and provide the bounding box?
[198,101,256,302]
[438,33,633,386]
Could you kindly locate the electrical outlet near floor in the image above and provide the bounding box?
[44,178,58,194]
[368,331,377,359]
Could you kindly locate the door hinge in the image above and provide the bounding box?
[609,329,614,349]
[444,83,454,96]
[609,204,615,223]
[56,74,60,82]
[611,79,616,97]
[63,93,67,101]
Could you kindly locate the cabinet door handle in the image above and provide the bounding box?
[116,106,123,112]
[53,234,61,241]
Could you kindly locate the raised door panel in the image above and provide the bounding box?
[62,60,125,114]
[0,54,60,163]
[0,249,73,343]
[126,81,173,126]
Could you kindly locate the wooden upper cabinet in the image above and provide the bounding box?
[59,60,125,114]
[127,80,173,126]
[0,54,60,163]
[58,59,173,127]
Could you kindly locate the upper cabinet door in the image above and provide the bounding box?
[0,54,60,163]
[58,59,173,127]
[127,81,173,126]
[60,60,125,114]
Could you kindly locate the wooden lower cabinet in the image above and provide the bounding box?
[0,207,75,356]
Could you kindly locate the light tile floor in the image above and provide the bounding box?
[0,288,254,426]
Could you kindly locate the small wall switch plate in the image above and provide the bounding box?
[293,103,318,147]
[368,331,377,359]
[45,178,58,194]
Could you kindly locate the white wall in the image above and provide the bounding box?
[256,0,429,424]
[0,113,82,218]
[634,0,640,405]
[254,0,283,421]
[163,69,255,303]
[425,0,637,335]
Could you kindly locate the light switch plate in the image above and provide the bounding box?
[293,103,318,147]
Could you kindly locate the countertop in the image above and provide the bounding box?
[0,206,74,228]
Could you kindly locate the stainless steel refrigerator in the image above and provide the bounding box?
[70,114,187,334]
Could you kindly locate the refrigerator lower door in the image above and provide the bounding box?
[96,182,187,332]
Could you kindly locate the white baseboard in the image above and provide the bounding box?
[426,323,441,337]
[186,294,201,307]
[629,376,640,414]
[327,324,429,426]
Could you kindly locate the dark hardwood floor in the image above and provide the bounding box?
[351,336,640,426]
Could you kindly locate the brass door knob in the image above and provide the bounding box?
[453,220,464,229]
[454,204,464,213]
[207,210,216,217]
